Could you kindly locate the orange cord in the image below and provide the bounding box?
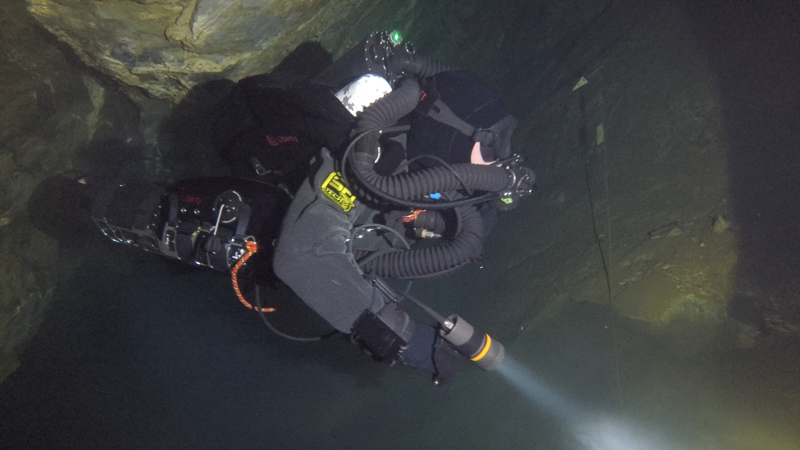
[402,209,425,223]
[231,240,275,312]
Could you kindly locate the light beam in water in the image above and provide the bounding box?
[495,355,680,450]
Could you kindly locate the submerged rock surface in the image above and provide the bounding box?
[27,0,386,102]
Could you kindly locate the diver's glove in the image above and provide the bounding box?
[397,326,437,370]
[431,335,462,387]
[398,325,462,386]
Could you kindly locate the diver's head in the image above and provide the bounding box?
[408,70,518,165]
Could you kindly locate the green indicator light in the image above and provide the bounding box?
[390,30,402,45]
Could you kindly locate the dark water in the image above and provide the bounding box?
[3,238,798,449]
[0,240,571,449]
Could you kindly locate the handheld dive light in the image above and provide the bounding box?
[440,314,505,371]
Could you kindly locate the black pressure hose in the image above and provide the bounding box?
[326,42,520,279]
[359,202,484,279]
[387,52,454,80]
[350,77,423,165]
[349,78,512,209]
[353,77,421,134]
[343,65,510,279]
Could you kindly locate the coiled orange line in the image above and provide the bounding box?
[231,240,275,312]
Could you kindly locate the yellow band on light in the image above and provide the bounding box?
[470,334,492,361]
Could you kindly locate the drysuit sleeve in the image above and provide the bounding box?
[272,148,390,332]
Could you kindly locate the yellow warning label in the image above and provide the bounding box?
[321,172,356,212]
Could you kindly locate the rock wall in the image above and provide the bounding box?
[26,0,396,103]
[438,1,799,350]
[1,0,93,382]
[0,0,173,384]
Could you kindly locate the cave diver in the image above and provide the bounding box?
[29,32,535,386]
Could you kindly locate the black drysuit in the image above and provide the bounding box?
[216,72,444,373]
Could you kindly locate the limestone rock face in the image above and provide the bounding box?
[1,0,168,385]
[27,0,372,102]
[1,0,90,384]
